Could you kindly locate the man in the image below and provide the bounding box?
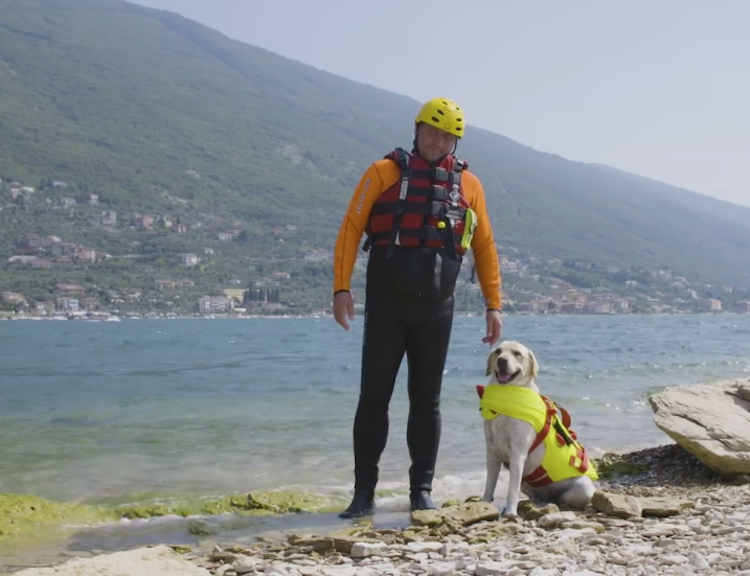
[332,97,503,518]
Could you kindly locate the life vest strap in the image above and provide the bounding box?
[528,396,558,454]
[558,405,578,440]
[385,148,411,258]
[522,465,553,488]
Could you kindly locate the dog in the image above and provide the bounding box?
[477,340,598,517]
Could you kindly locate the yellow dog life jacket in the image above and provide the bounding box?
[478,384,599,487]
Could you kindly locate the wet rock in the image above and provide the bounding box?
[411,501,499,527]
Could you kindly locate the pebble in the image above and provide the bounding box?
[185,483,750,576]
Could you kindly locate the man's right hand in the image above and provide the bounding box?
[333,291,355,330]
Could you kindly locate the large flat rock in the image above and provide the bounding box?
[13,545,209,576]
[410,501,500,527]
[649,378,750,478]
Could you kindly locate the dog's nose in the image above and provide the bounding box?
[496,357,508,370]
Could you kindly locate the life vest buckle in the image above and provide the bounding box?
[430,185,448,200]
[430,202,444,216]
[432,167,449,182]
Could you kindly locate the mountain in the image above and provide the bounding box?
[1,0,749,313]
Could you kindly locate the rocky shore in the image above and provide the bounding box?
[13,443,750,576]
[181,487,750,576]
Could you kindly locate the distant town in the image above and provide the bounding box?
[2,178,749,320]
[3,247,748,320]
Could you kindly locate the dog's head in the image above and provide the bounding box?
[484,340,539,387]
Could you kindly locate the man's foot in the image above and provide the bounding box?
[338,489,375,519]
[409,489,436,511]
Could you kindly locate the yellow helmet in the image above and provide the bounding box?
[415,97,465,138]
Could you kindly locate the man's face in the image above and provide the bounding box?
[415,123,458,163]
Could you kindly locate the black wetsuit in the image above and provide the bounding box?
[352,244,462,495]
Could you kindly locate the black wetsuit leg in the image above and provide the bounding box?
[351,295,455,493]
[341,246,460,517]
[404,295,455,492]
[352,297,408,491]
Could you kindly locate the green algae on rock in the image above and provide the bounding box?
[592,452,649,479]
[245,490,347,514]
[0,493,115,540]
[115,490,349,520]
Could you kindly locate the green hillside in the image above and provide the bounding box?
[1,0,749,314]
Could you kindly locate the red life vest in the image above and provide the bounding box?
[364,148,472,260]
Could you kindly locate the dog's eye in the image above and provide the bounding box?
[512,351,522,358]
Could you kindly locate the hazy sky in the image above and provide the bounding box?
[133,0,750,208]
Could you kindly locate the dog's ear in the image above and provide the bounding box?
[528,349,540,378]
[485,349,496,377]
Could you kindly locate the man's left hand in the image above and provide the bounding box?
[482,310,503,345]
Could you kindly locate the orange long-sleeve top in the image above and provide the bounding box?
[332,157,503,310]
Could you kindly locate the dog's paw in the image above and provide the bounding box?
[500,508,521,521]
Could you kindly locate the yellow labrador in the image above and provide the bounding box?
[477,340,599,517]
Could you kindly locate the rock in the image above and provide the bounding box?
[320,568,357,576]
[428,561,456,575]
[528,569,559,576]
[475,561,507,576]
[208,550,239,562]
[410,501,500,527]
[234,563,259,576]
[471,519,522,536]
[349,542,389,558]
[405,541,443,553]
[639,496,695,517]
[591,490,642,518]
[188,519,220,535]
[288,534,336,551]
[559,520,606,533]
[537,510,577,528]
[520,502,559,521]
[14,545,211,576]
[688,550,711,570]
[331,535,381,553]
[322,566,357,576]
[649,379,750,478]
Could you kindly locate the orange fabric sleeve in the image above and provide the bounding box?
[332,163,386,294]
[466,173,503,310]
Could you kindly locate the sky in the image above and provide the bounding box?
[132,0,750,208]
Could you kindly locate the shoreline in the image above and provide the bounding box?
[2,310,748,322]
[4,442,749,575]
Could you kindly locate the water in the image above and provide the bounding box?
[1,314,749,567]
